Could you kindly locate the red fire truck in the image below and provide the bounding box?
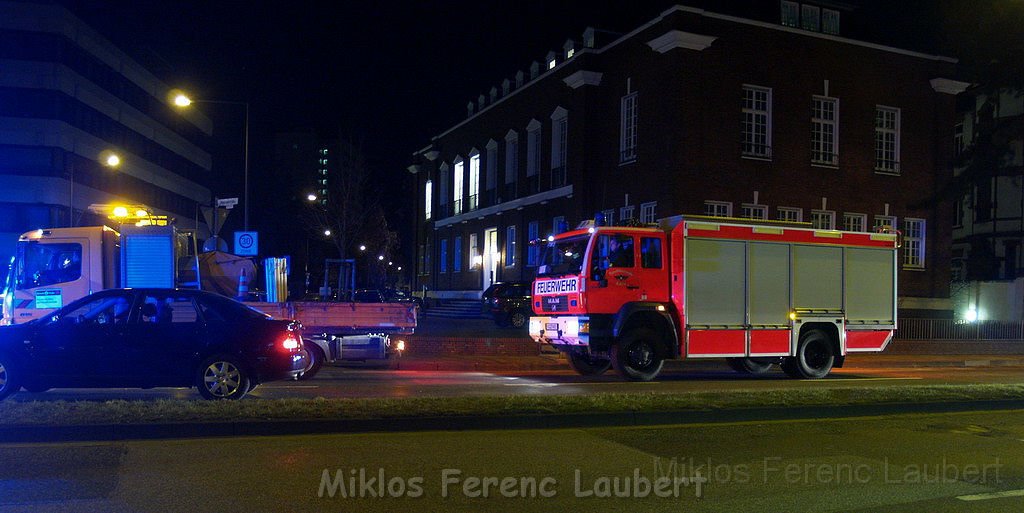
[529,215,898,381]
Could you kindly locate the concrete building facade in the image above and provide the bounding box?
[0,1,214,280]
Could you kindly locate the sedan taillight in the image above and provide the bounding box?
[281,332,301,352]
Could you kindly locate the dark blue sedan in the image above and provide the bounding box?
[0,289,307,400]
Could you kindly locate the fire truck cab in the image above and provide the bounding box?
[529,215,898,381]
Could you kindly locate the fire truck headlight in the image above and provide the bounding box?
[789,311,797,321]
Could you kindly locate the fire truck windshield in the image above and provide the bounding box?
[537,235,589,277]
[13,241,83,290]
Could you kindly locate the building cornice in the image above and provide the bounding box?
[563,70,603,89]
[930,78,971,95]
[646,30,716,53]
[434,185,574,228]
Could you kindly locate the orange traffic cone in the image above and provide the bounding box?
[237,270,249,300]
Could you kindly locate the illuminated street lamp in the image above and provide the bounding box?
[307,193,318,202]
[172,92,251,231]
[359,244,367,251]
[324,229,332,237]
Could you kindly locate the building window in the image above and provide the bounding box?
[553,216,566,235]
[620,91,638,163]
[506,225,516,267]
[551,109,568,187]
[781,1,799,27]
[640,202,657,223]
[811,210,835,229]
[812,96,839,166]
[485,143,497,203]
[504,132,518,201]
[526,122,541,194]
[742,85,772,158]
[440,239,448,274]
[843,213,867,232]
[873,215,896,232]
[822,8,840,35]
[741,204,768,219]
[801,4,820,31]
[875,106,901,174]
[527,221,539,266]
[904,218,926,268]
[620,205,635,222]
[469,233,479,269]
[704,201,732,217]
[454,236,462,272]
[602,209,615,226]
[424,180,432,220]
[953,196,964,228]
[777,206,802,222]
[453,159,464,215]
[468,153,480,211]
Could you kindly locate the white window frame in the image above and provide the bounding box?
[903,218,926,269]
[469,233,479,269]
[874,215,897,232]
[506,225,516,267]
[704,201,732,217]
[468,153,480,211]
[551,108,568,170]
[741,203,768,220]
[780,0,799,27]
[742,85,772,158]
[875,106,901,174]
[424,180,432,220]
[822,8,840,35]
[602,209,615,226]
[620,205,635,222]
[526,121,541,178]
[801,4,820,31]
[553,216,566,235]
[640,201,657,223]
[812,96,839,166]
[843,212,867,232]
[453,158,464,215]
[504,131,518,185]
[620,91,638,163]
[810,209,836,229]
[777,206,802,222]
[527,221,539,266]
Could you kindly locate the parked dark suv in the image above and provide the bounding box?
[481,282,532,328]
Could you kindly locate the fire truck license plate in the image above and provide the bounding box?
[546,323,559,331]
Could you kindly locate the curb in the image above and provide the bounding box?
[2,399,1023,444]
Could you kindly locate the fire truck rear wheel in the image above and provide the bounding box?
[726,357,775,375]
[567,351,612,376]
[611,328,665,381]
[782,329,835,379]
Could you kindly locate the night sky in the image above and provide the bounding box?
[55,0,960,261]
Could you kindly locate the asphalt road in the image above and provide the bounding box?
[8,357,1024,402]
[1,408,1022,512]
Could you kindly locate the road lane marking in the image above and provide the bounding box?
[804,377,924,382]
[957,489,1024,501]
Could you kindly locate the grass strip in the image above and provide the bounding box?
[1,384,1022,427]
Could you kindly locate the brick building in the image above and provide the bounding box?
[408,3,965,317]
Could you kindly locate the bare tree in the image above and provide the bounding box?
[300,138,398,276]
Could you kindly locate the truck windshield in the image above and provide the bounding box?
[537,235,589,277]
[13,241,83,290]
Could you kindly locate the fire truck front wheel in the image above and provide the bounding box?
[782,329,835,379]
[298,344,326,380]
[726,357,775,375]
[611,328,665,381]
[567,351,612,376]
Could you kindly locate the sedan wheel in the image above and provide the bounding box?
[197,357,251,400]
[0,355,18,400]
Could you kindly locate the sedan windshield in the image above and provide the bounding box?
[537,236,590,277]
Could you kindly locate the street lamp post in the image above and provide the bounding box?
[174,94,251,231]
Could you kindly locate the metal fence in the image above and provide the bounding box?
[896,318,1024,340]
